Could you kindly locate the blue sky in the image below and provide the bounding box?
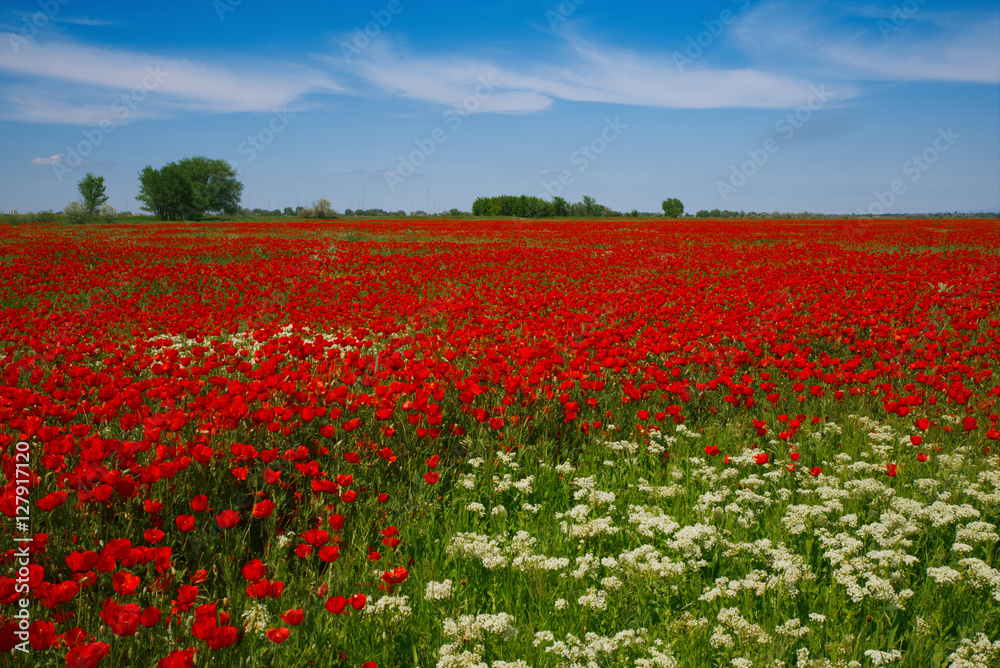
[1,0,997,215]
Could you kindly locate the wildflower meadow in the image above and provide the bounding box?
[1,217,998,668]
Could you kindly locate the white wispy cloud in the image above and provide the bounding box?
[0,35,343,124]
[49,16,118,27]
[334,33,846,113]
[30,153,64,165]
[734,1,1000,84]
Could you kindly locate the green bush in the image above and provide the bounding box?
[64,201,89,225]
[99,204,119,224]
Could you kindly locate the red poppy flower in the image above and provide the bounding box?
[157,649,196,668]
[754,453,769,465]
[424,472,439,484]
[215,510,239,529]
[141,606,162,627]
[144,528,165,544]
[917,453,928,462]
[349,593,367,611]
[325,595,348,614]
[205,626,238,650]
[65,641,111,668]
[241,559,267,582]
[113,571,141,595]
[340,490,357,503]
[294,544,313,559]
[252,499,275,518]
[279,609,305,626]
[302,529,329,547]
[28,619,57,650]
[36,491,69,511]
[963,417,977,432]
[105,602,142,636]
[266,628,290,644]
[66,551,99,572]
[318,546,340,563]
[174,584,198,610]
[886,463,898,477]
[176,514,195,533]
[425,454,440,468]
[704,445,719,456]
[910,435,923,446]
[810,467,822,477]
[190,495,209,512]
[381,567,409,585]
[328,514,345,530]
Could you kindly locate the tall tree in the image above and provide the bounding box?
[662,198,684,218]
[137,157,243,220]
[551,196,569,217]
[77,173,108,217]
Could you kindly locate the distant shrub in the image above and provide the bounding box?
[3,210,58,224]
[64,201,89,225]
[99,204,119,224]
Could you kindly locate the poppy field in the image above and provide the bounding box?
[1,217,999,668]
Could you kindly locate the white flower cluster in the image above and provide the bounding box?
[363,594,411,624]
[636,478,684,498]
[958,558,1000,601]
[443,613,518,641]
[536,628,647,665]
[774,618,810,639]
[241,603,271,637]
[862,649,901,666]
[629,505,680,538]
[554,461,576,475]
[437,614,518,668]
[716,607,771,644]
[448,533,508,569]
[603,438,641,455]
[424,579,454,601]
[577,587,608,610]
[945,633,1000,668]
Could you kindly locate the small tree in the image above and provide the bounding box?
[78,173,109,217]
[313,199,336,219]
[662,198,684,218]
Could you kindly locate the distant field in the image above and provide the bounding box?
[1,218,998,667]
